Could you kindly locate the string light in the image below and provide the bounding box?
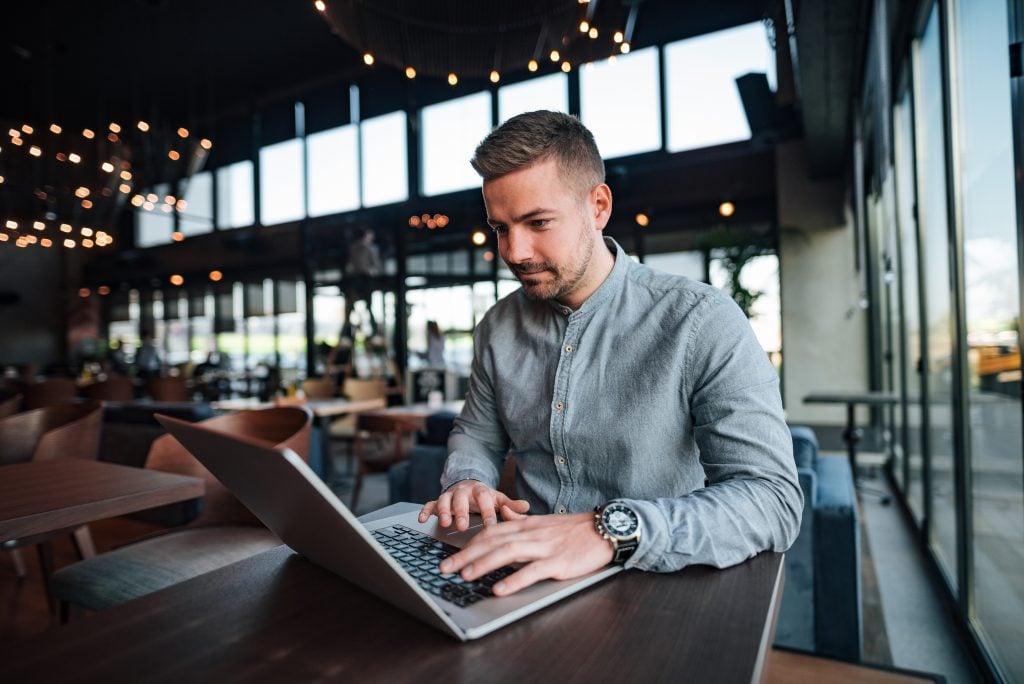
[168,150,180,160]
[550,49,560,62]
[49,124,62,134]
[635,213,649,227]
[171,231,184,242]
[200,138,213,150]
[471,230,487,246]
[363,53,374,65]
[314,0,326,10]
[21,124,34,134]
[528,59,538,72]
[98,286,111,295]
[620,42,631,54]
[169,274,184,286]
[177,127,189,138]
[589,27,599,39]
[108,122,121,133]
[719,201,735,217]
[489,70,500,83]
[448,72,458,86]
[68,152,81,164]
[405,66,416,79]
[29,146,41,157]
[561,61,571,73]
[101,161,114,172]
[209,270,223,282]
[82,128,95,139]
[137,120,150,131]
[613,31,624,43]
[579,21,589,32]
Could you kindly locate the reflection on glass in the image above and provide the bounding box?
[498,73,569,124]
[421,92,491,196]
[665,22,774,152]
[953,0,1023,679]
[361,111,408,207]
[216,160,255,229]
[914,4,958,587]
[180,171,213,236]
[259,139,305,226]
[306,125,359,217]
[580,47,661,159]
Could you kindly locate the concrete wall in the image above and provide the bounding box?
[777,140,870,428]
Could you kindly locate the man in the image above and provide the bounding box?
[418,111,801,598]
[345,228,381,331]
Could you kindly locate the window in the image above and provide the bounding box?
[498,73,569,123]
[421,92,492,196]
[361,111,408,207]
[216,160,255,229]
[644,251,705,281]
[306,125,360,217]
[259,138,305,225]
[580,47,661,159]
[665,22,775,152]
[179,171,213,236]
[136,183,174,248]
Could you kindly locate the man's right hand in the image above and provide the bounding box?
[418,480,530,530]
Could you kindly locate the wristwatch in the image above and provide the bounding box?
[594,501,641,564]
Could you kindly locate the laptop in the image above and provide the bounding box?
[155,414,622,641]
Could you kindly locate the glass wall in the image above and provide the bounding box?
[136,182,174,247]
[498,73,569,123]
[580,47,662,159]
[360,111,409,207]
[216,160,255,229]
[179,171,214,237]
[421,92,492,196]
[951,0,1023,679]
[259,138,305,225]
[306,124,360,217]
[913,3,959,587]
[665,22,775,152]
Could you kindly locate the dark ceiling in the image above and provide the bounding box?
[1,0,773,131]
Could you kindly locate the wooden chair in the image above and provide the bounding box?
[351,413,419,514]
[81,376,135,401]
[329,377,390,467]
[145,376,189,402]
[301,376,335,399]
[0,393,21,418]
[51,406,313,618]
[21,377,77,409]
[0,400,104,607]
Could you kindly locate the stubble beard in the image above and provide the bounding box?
[511,222,595,302]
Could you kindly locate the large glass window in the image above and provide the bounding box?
[361,111,408,207]
[306,125,360,217]
[421,92,492,196]
[665,22,775,152]
[259,138,305,225]
[136,183,174,248]
[894,89,922,510]
[644,251,705,281]
[179,171,214,237]
[580,47,662,159]
[914,4,958,587]
[953,0,1023,679]
[498,73,569,123]
[216,160,255,229]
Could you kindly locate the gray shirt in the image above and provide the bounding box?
[443,238,802,572]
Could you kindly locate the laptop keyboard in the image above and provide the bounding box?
[371,524,515,607]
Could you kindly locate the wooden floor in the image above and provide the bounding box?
[1,516,164,640]
[764,649,940,683]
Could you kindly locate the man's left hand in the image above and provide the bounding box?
[439,512,614,597]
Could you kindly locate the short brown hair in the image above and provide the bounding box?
[470,110,605,196]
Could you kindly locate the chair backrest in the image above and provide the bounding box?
[301,377,335,399]
[146,376,190,402]
[145,406,313,527]
[343,377,388,401]
[81,376,135,402]
[21,377,77,410]
[0,400,104,465]
[0,393,22,418]
[354,413,420,462]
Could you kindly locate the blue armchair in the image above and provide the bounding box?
[775,425,862,661]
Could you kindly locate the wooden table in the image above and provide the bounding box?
[0,460,203,543]
[363,400,465,429]
[804,391,900,503]
[0,502,784,682]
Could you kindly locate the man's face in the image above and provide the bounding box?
[483,158,608,304]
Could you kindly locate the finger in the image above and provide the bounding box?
[491,559,557,597]
[417,500,437,523]
[435,491,453,527]
[499,503,527,521]
[446,530,540,579]
[450,488,472,531]
[474,488,498,525]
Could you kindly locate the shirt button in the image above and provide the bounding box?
[558,457,566,465]
[558,507,567,514]
[564,345,573,353]
[555,401,564,411]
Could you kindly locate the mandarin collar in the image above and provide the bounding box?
[546,237,627,318]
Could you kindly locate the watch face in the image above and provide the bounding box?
[603,504,639,537]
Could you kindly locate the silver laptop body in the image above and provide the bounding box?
[156,414,621,641]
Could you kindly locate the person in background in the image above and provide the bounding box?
[345,228,381,332]
[425,320,446,367]
[134,330,162,379]
[106,338,129,375]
